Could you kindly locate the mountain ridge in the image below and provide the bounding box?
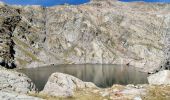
[0,0,169,72]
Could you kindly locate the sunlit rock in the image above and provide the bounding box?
[0,91,43,100]
[41,72,96,97]
[148,70,170,85]
[0,68,36,93]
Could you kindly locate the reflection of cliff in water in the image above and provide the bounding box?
[18,64,148,91]
[57,64,148,87]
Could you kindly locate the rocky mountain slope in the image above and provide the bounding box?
[0,0,170,72]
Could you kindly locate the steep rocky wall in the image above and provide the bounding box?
[163,12,170,70]
[0,3,46,69]
[45,1,170,72]
[12,6,46,69]
[0,0,169,72]
[0,3,21,68]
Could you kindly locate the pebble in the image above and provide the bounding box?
[101,92,109,97]
[133,96,142,100]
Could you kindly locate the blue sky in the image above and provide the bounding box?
[0,0,169,7]
[0,0,90,6]
[121,0,170,2]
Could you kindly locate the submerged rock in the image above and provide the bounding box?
[41,72,96,97]
[0,68,36,93]
[148,70,170,85]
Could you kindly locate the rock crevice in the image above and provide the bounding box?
[0,14,21,68]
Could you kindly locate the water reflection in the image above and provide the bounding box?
[18,64,148,91]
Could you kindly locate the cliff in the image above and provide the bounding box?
[0,0,170,72]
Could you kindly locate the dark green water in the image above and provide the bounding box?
[17,64,148,91]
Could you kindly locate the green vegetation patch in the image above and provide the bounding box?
[12,37,30,49]
[16,57,29,66]
[16,45,40,61]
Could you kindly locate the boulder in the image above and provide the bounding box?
[147,70,170,85]
[41,72,96,97]
[0,68,36,93]
[0,91,44,100]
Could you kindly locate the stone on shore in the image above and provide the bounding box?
[41,72,96,97]
[148,70,170,85]
[0,68,36,94]
[0,91,44,100]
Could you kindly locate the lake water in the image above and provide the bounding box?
[17,64,148,91]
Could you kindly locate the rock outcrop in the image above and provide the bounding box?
[0,1,169,72]
[148,70,170,85]
[41,72,96,97]
[0,4,21,68]
[0,67,42,99]
[0,3,46,69]
[0,91,43,100]
[0,68,36,93]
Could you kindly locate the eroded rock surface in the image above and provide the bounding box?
[0,68,36,93]
[0,67,42,99]
[148,70,170,85]
[0,0,169,72]
[41,72,96,97]
[0,91,43,100]
[45,1,170,72]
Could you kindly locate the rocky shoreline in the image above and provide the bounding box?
[0,0,170,99]
[0,67,170,100]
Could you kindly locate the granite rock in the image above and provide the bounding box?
[148,70,170,85]
[41,72,96,97]
[0,91,43,100]
[0,68,36,93]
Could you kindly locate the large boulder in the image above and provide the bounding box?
[147,70,170,85]
[41,72,96,97]
[0,68,36,93]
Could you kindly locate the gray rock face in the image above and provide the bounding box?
[0,68,42,99]
[0,91,43,100]
[41,72,96,97]
[0,1,170,72]
[0,3,46,69]
[44,1,170,72]
[0,68,36,93]
[0,5,21,68]
[148,70,170,85]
